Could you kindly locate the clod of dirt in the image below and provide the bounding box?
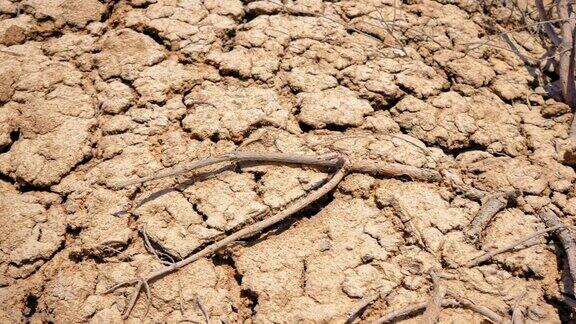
[94,28,166,81]
[391,90,527,156]
[0,181,64,285]
[297,86,374,129]
[182,83,297,141]
[183,171,269,232]
[23,0,106,28]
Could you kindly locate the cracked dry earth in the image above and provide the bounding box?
[3,0,576,323]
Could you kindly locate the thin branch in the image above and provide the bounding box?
[465,224,567,267]
[115,151,341,188]
[463,17,576,53]
[556,0,576,109]
[446,290,509,324]
[347,161,441,182]
[116,152,442,189]
[103,278,139,294]
[142,279,152,318]
[535,0,562,46]
[197,296,209,324]
[421,270,446,324]
[123,280,144,319]
[346,293,381,324]
[511,291,526,324]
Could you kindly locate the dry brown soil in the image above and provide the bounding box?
[1,0,576,323]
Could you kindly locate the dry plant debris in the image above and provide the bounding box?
[2,0,576,323]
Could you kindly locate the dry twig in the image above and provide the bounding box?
[115,151,341,188]
[465,224,567,267]
[370,300,459,324]
[116,151,441,189]
[346,293,388,324]
[346,293,381,324]
[532,0,576,137]
[556,0,576,111]
[107,154,348,318]
[539,207,576,294]
[467,192,515,242]
[446,290,509,323]
[421,270,446,324]
[196,296,209,324]
[511,291,526,324]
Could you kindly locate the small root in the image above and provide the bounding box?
[511,291,526,324]
[123,280,144,319]
[142,279,152,318]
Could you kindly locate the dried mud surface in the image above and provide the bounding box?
[1,0,576,323]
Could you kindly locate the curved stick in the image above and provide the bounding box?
[115,151,442,189]
[109,157,348,318]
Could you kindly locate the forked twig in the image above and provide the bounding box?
[107,155,348,318]
[465,224,567,267]
[103,278,139,294]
